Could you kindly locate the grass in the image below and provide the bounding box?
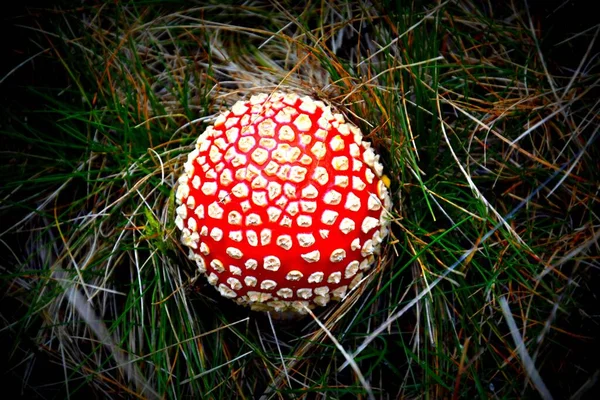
[1,1,599,398]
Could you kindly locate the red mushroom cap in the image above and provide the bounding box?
[175,91,391,313]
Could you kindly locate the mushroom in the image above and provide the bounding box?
[175,91,391,313]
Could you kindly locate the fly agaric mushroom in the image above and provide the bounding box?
[175,91,391,313]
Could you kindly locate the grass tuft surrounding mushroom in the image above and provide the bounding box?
[1,1,598,398]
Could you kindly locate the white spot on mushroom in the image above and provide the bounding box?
[251,148,269,165]
[186,195,196,209]
[308,272,324,283]
[200,226,208,236]
[209,146,222,163]
[201,181,217,196]
[329,135,345,151]
[352,177,366,191]
[361,216,380,233]
[181,229,199,248]
[283,183,296,198]
[344,261,360,279]
[337,123,350,136]
[310,142,326,160]
[237,136,256,153]
[299,96,317,113]
[286,202,299,216]
[210,259,225,273]
[339,218,356,234]
[331,285,348,299]
[377,180,387,200]
[334,176,349,188]
[314,286,330,296]
[207,202,224,219]
[272,143,289,163]
[323,190,342,205]
[258,119,276,137]
[267,182,282,200]
[301,250,320,263]
[267,207,282,222]
[352,158,363,172]
[361,239,374,256]
[351,238,361,251]
[228,211,242,225]
[226,127,239,143]
[344,192,361,212]
[194,204,204,219]
[218,190,231,204]
[286,270,304,281]
[175,216,184,231]
[205,168,217,180]
[297,233,316,247]
[240,200,251,212]
[226,247,243,259]
[314,128,328,140]
[363,147,375,167]
[333,113,345,123]
[319,229,329,239]
[187,217,197,231]
[297,215,312,227]
[300,200,317,213]
[293,114,312,131]
[230,265,242,276]
[313,167,329,186]
[250,93,268,105]
[330,249,346,262]
[227,277,243,290]
[245,213,262,226]
[368,194,382,211]
[327,272,341,284]
[259,138,277,150]
[297,288,313,299]
[301,184,318,199]
[289,166,308,183]
[234,167,247,181]
[209,227,223,242]
[314,295,330,306]
[192,175,201,189]
[260,280,277,290]
[276,235,293,250]
[277,165,291,181]
[279,216,292,227]
[245,259,258,270]
[252,191,268,207]
[219,169,233,186]
[299,154,313,165]
[300,134,312,146]
[176,204,188,219]
[231,183,249,198]
[263,256,281,271]
[207,272,218,285]
[365,168,375,184]
[260,228,272,245]
[218,284,238,298]
[277,288,293,299]
[321,210,339,225]
[275,107,297,123]
[224,117,239,129]
[246,230,258,246]
[278,125,296,141]
[214,137,228,151]
[247,291,272,303]
[244,276,257,287]
[241,125,255,135]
